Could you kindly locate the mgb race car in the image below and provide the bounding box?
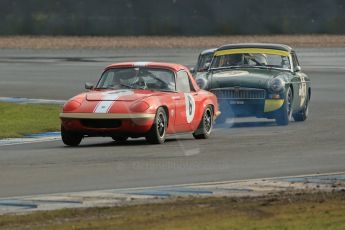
[60,62,220,146]
[196,43,311,125]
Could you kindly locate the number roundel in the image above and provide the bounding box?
[184,93,196,123]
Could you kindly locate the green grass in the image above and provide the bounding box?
[0,102,61,138]
[1,191,345,229]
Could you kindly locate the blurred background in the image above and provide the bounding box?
[0,0,344,36]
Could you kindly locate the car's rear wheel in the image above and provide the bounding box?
[146,107,167,144]
[193,106,213,139]
[293,94,309,122]
[111,136,128,142]
[275,87,293,126]
[61,125,83,146]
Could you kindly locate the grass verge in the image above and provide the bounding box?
[1,191,345,229]
[0,102,61,138]
[0,35,345,49]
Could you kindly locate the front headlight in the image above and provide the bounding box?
[196,77,208,90]
[63,100,82,112]
[130,101,150,112]
[269,78,285,92]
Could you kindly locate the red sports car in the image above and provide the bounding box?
[60,62,220,146]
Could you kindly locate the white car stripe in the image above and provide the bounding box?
[133,61,149,67]
[94,90,134,113]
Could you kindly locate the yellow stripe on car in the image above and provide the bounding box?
[215,48,290,57]
[264,99,284,112]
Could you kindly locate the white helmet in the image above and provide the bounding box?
[254,54,268,65]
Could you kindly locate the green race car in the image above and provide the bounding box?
[196,43,311,125]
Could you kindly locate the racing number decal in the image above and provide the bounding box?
[299,75,307,107]
[184,93,196,123]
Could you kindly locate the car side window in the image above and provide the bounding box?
[176,71,192,93]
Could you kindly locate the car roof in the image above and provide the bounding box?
[216,43,293,52]
[106,62,186,72]
[200,48,217,55]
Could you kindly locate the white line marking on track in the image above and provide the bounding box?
[0,132,61,147]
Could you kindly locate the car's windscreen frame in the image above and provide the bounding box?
[210,48,293,72]
[96,67,177,92]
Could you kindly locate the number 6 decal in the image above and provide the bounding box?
[185,93,196,123]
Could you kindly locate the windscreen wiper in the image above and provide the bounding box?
[210,66,240,71]
[119,83,135,89]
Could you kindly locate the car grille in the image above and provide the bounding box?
[211,88,266,99]
[80,119,122,128]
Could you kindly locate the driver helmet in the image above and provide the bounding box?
[254,54,268,65]
[227,54,243,66]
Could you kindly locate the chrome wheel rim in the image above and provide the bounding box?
[204,109,212,133]
[157,113,165,137]
[287,89,292,118]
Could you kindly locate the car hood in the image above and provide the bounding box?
[208,68,285,89]
[86,89,164,102]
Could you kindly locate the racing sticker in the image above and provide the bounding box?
[299,75,307,107]
[94,90,133,113]
[184,93,196,123]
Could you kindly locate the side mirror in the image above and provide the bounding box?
[85,82,94,90]
[189,67,195,74]
[295,66,301,72]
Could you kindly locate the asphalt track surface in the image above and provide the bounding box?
[0,47,345,198]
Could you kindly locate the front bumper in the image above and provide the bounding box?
[218,99,284,118]
[263,99,284,113]
[60,112,155,135]
[211,87,284,118]
[60,113,155,120]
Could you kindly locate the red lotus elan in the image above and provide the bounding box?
[60,62,220,146]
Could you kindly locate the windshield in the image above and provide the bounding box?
[210,52,291,71]
[197,52,214,72]
[96,67,176,91]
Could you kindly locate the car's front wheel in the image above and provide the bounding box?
[193,106,213,139]
[146,107,167,144]
[293,94,309,122]
[275,87,293,126]
[61,125,83,146]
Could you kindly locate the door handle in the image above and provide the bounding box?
[172,96,181,100]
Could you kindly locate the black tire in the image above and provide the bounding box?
[111,136,128,142]
[293,95,309,122]
[193,106,213,139]
[61,125,83,146]
[275,87,293,126]
[145,107,167,144]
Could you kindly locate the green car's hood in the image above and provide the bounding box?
[207,68,288,89]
